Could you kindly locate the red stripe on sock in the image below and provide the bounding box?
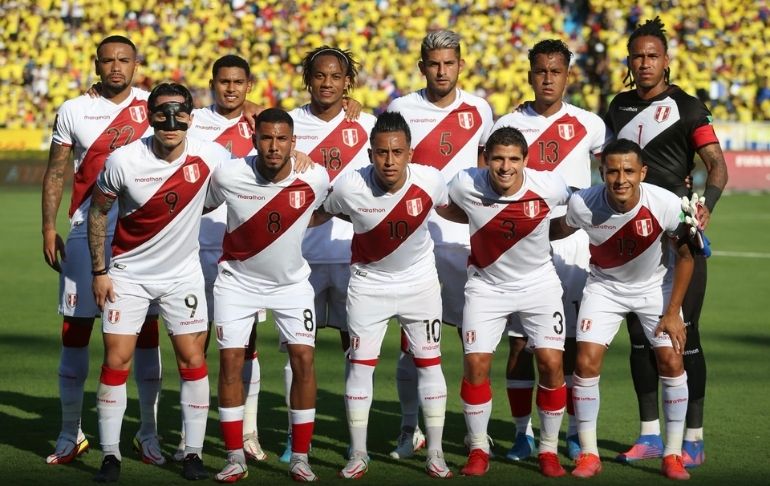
[61,318,93,347]
[179,364,208,381]
[100,365,129,386]
[221,420,244,451]
[536,384,567,412]
[136,317,159,348]
[292,421,314,454]
[506,386,533,417]
[566,386,574,416]
[244,352,258,361]
[350,358,378,367]
[413,356,441,367]
[461,378,492,405]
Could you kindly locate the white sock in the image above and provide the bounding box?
[242,356,261,436]
[97,376,127,461]
[536,384,566,454]
[284,359,293,435]
[661,373,688,456]
[345,362,375,453]
[417,364,447,452]
[396,352,419,431]
[133,346,162,439]
[59,346,89,439]
[640,419,661,436]
[684,427,703,442]
[572,374,600,456]
[181,371,210,456]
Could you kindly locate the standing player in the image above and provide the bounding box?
[88,83,222,482]
[438,127,570,478]
[605,17,728,467]
[386,29,493,459]
[206,108,329,483]
[323,112,452,479]
[491,39,608,461]
[552,139,694,480]
[41,35,163,466]
[281,46,376,462]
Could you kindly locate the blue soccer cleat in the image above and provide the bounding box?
[681,439,705,468]
[506,433,535,461]
[615,434,664,463]
[566,434,581,460]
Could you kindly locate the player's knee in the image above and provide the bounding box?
[61,318,94,347]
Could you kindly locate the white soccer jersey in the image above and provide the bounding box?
[96,136,229,282]
[566,182,684,289]
[52,87,152,238]
[448,168,570,285]
[289,105,376,263]
[323,164,448,286]
[492,102,608,216]
[388,89,494,247]
[189,105,256,250]
[206,157,330,290]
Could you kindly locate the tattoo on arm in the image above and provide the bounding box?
[42,143,71,231]
[88,188,115,270]
[698,143,729,190]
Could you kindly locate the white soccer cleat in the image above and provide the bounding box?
[289,454,318,482]
[389,426,426,459]
[215,456,248,483]
[133,433,166,465]
[242,433,267,462]
[425,450,453,478]
[339,451,369,479]
[46,431,90,465]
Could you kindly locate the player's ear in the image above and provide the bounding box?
[407,147,414,163]
[522,153,528,167]
[599,164,605,182]
[527,70,533,87]
[418,60,426,76]
[640,164,647,181]
[459,57,466,72]
[209,79,214,91]
[367,148,373,163]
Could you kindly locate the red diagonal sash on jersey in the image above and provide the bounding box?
[112,156,209,257]
[69,98,148,217]
[589,205,663,268]
[469,191,549,268]
[221,179,315,261]
[351,184,432,264]
[214,115,254,157]
[411,103,481,170]
[528,113,588,172]
[307,120,367,181]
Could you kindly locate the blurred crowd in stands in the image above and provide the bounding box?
[1,0,769,131]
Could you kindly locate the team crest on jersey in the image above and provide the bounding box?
[107,309,121,324]
[216,325,224,341]
[458,111,474,130]
[342,128,359,147]
[522,200,540,218]
[289,190,306,209]
[654,106,671,123]
[350,336,360,350]
[635,218,653,237]
[238,122,251,138]
[580,319,592,332]
[183,163,201,183]
[406,198,423,217]
[557,123,575,140]
[129,106,147,123]
[66,293,77,308]
[465,330,476,344]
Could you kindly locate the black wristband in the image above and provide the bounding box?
[703,184,722,213]
[92,268,109,276]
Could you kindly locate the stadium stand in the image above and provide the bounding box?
[1,0,769,132]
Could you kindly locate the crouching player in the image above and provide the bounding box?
[551,139,694,480]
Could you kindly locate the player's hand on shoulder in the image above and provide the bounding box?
[42,229,66,272]
[85,82,103,98]
[293,151,315,173]
[342,97,362,121]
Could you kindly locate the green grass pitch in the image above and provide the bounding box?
[1,188,768,484]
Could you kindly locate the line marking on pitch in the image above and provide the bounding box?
[712,250,770,259]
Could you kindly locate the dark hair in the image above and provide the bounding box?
[485,127,529,158]
[97,35,137,55]
[148,83,193,112]
[528,39,572,67]
[601,139,644,165]
[420,30,461,61]
[370,111,411,146]
[212,54,250,79]
[301,46,358,92]
[624,16,670,88]
[256,108,294,131]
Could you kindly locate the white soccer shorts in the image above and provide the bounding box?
[551,229,590,338]
[434,244,469,327]
[59,236,111,318]
[309,263,350,331]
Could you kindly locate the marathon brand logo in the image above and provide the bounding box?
[635,218,653,237]
[237,194,266,200]
[129,106,147,123]
[66,293,78,308]
[135,176,164,183]
[357,207,386,213]
[458,111,475,130]
[107,309,121,324]
[84,115,111,120]
[342,128,359,147]
[183,163,201,183]
[618,106,638,112]
[406,198,423,217]
[557,123,575,140]
[654,106,671,123]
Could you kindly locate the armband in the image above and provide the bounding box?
[92,268,109,276]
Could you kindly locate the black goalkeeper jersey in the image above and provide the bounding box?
[605,84,719,198]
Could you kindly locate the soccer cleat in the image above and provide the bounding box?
[243,433,267,462]
[389,426,426,459]
[538,452,566,477]
[460,449,490,476]
[173,434,186,462]
[615,434,664,463]
[182,453,208,480]
[681,440,704,468]
[215,457,248,483]
[93,455,121,483]
[289,454,319,482]
[280,434,293,464]
[425,450,453,478]
[505,433,535,461]
[133,433,166,465]
[566,434,581,460]
[46,431,90,465]
[572,452,602,478]
[662,454,691,480]
[339,451,369,479]
[464,433,496,458]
